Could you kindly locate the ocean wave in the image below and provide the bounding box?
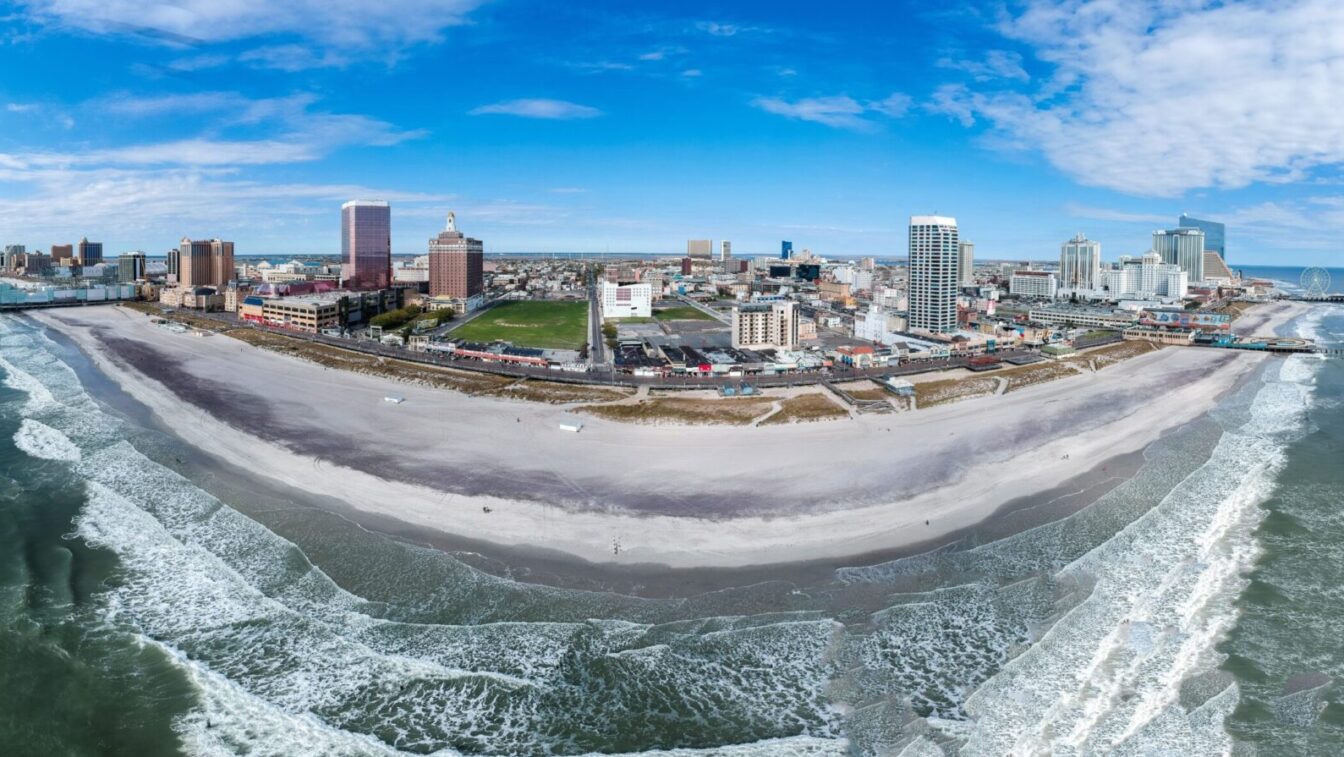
[13,418,81,462]
[939,343,1321,755]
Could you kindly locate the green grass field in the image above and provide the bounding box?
[449,300,589,349]
[654,305,715,321]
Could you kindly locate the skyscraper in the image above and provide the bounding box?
[341,200,391,290]
[781,240,793,260]
[166,247,180,282]
[687,239,712,259]
[1059,233,1102,291]
[1178,214,1225,261]
[118,251,146,283]
[76,238,103,265]
[177,238,234,288]
[428,211,484,299]
[720,240,732,263]
[907,215,959,333]
[1153,228,1205,282]
[51,244,73,265]
[958,241,975,287]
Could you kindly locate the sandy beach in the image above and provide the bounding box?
[30,303,1289,569]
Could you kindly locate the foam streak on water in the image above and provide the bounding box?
[947,356,1319,755]
[0,315,845,755]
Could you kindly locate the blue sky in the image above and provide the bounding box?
[1,0,1342,265]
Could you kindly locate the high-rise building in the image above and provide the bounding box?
[680,257,693,275]
[118,251,147,283]
[428,211,483,299]
[1059,233,1102,291]
[51,244,74,264]
[76,238,103,265]
[780,240,793,260]
[720,240,732,263]
[907,215,959,333]
[1152,228,1205,282]
[341,200,391,290]
[2,245,23,271]
[731,301,799,350]
[166,248,180,281]
[687,239,712,259]
[177,238,234,288]
[958,241,975,287]
[1178,214,1225,261]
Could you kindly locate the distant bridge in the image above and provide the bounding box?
[1288,295,1344,303]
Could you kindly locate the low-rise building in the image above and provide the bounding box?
[1009,270,1059,299]
[600,281,653,319]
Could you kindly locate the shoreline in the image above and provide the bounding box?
[27,303,1284,569]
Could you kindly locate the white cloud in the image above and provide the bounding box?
[681,69,702,78]
[936,49,1029,82]
[468,99,602,120]
[933,0,1344,197]
[0,164,454,247]
[238,44,347,71]
[696,21,739,37]
[19,0,484,56]
[752,92,910,130]
[6,102,38,113]
[638,50,666,61]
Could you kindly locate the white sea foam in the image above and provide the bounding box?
[13,418,81,462]
[1,315,841,756]
[944,343,1322,755]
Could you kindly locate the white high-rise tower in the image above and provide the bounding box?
[1059,233,1102,291]
[908,215,959,333]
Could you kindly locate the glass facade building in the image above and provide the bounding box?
[1178,214,1225,261]
[341,200,391,290]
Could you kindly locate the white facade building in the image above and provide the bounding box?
[958,241,975,287]
[1059,233,1102,291]
[600,281,653,319]
[731,301,799,350]
[853,303,905,345]
[1010,270,1059,299]
[1105,252,1188,300]
[908,215,959,333]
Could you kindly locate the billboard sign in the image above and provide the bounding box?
[1140,310,1232,331]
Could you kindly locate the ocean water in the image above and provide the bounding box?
[1,306,1339,755]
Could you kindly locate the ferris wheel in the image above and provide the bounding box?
[1300,267,1331,299]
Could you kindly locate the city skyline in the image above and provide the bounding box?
[1,1,1342,264]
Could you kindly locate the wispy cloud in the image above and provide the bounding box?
[752,92,910,130]
[468,98,602,120]
[936,49,1029,82]
[17,0,486,63]
[5,102,39,113]
[932,0,1344,197]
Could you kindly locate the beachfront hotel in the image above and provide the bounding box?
[176,238,234,288]
[341,200,392,290]
[1060,233,1102,291]
[428,211,484,301]
[907,215,959,333]
[1152,227,1205,283]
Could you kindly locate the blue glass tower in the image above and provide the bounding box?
[781,240,793,260]
[1178,214,1225,262]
